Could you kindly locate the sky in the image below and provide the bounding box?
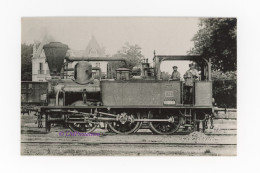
[22,17,200,75]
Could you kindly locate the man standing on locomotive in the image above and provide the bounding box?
[183,63,199,104]
[170,66,180,81]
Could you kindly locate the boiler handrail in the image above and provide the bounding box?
[65,57,127,64]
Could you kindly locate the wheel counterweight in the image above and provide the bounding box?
[67,113,98,133]
[68,123,98,133]
[148,111,181,135]
[107,112,141,134]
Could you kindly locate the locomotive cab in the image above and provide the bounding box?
[153,54,212,106]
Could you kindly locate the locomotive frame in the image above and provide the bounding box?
[26,42,216,135]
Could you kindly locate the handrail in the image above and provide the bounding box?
[65,57,127,64]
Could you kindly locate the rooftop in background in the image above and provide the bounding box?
[69,35,105,58]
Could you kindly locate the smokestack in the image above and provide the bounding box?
[43,42,68,76]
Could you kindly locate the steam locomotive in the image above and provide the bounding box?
[33,42,215,135]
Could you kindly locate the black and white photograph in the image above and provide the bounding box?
[21,17,237,156]
[2,0,260,172]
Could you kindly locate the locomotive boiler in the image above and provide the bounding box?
[37,42,215,135]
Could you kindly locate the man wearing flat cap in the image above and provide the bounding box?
[171,66,180,81]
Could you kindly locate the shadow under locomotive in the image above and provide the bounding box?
[25,42,216,135]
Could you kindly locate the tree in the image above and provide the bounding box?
[110,42,144,73]
[21,43,33,81]
[211,70,237,81]
[189,18,237,72]
[211,70,237,108]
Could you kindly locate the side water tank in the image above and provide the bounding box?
[74,61,93,84]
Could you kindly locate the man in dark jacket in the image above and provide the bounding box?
[171,66,180,81]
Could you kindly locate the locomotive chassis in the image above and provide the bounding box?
[40,105,214,135]
[29,41,216,135]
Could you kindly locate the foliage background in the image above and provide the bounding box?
[189,18,237,72]
[189,18,237,108]
[212,71,237,108]
[109,42,144,78]
[21,43,33,81]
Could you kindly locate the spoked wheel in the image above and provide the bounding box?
[148,112,181,135]
[67,114,98,133]
[68,122,98,133]
[108,112,141,134]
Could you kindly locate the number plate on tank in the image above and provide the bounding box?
[163,100,176,105]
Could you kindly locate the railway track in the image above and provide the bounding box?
[205,133,236,136]
[21,141,237,156]
[21,141,236,146]
[20,111,237,156]
[99,132,237,136]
